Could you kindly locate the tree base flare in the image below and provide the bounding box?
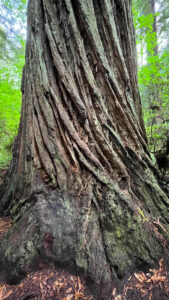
[0,186,169,299]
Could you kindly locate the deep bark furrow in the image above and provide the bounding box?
[45,23,87,121]
[71,1,145,153]
[1,1,169,300]
[49,86,104,170]
[49,0,145,168]
[98,0,130,83]
[31,80,57,180]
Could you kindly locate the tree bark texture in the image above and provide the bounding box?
[0,0,169,299]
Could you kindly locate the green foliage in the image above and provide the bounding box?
[139,48,169,152]
[0,44,24,168]
[0,0,26,169]
[0,77,21,168]
[133,11,158,55]
[133,1,169,157]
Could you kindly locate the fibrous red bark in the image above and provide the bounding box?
[0,1,169,299]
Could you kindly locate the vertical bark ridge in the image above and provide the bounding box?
[0,1,169,299]
[69,0,147,151]
[0,0,162,206]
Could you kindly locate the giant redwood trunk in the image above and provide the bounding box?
[0,0,169,299]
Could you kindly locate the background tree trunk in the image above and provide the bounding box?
[150,0,158,55]
[0,0,169,299]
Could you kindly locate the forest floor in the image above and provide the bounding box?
[0,217,169,299]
